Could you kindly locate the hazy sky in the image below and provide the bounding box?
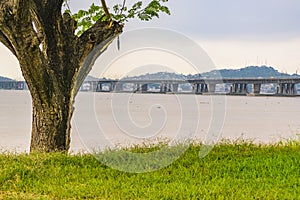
[0,0,300,79]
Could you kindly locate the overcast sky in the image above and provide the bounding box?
[0,0,300,79]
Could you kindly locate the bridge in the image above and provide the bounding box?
[0,81,28,90]
[1,78,300,96]
[94,77,300,96]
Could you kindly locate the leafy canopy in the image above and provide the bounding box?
[64,0,170,35]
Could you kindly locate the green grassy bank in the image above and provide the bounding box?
[1,143,300,199]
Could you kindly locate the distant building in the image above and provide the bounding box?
[0,81,28,90]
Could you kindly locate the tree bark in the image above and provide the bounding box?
[30,85,74,152]
[0,0,122,152]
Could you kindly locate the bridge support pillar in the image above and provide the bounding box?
[114,83,123,92]
[91,82,97,92]
[136,83,142,92]
[110,82,116,92]
[96,83,102,92]
[195,83,201,94]
[160,83,167,93]
[172,83,179,93]
[282,83,286,94]
[280,83,297,95]
[278,83,286,94]
[287,83,296,95]
[276,84,282,94]
[230,83,238,94]
[141,84,148,93]
[239,83,248,94]
[285,83,290,94]
[291,83,297,95]
[276,83,296,95]
[229,83,247,95]
[200,84,208,93]
[229,84,233,94]
[252,83,261,95]
[208,83,216,93]
[166,83,172,92]
[192,83,200,94]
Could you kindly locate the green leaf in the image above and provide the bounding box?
[71,0,170,36]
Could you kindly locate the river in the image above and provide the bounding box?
[0,90,299,153]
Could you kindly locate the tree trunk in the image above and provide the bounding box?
[30,88,74,152]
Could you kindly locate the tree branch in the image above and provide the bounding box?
[0,0,43,59]
[31,0,77,76]
[78,20,122,63]
[74,34,119,94]
[75,20,122,93]
[121,0,127,14]
[100,0,111,20]
[0,30,17,56]
[0,0,51,100]
[0,0,17,55]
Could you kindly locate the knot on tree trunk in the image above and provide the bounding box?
[89,33,96,43]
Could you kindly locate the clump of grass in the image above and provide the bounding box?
[94,141,190,173]
[0,142,300,199]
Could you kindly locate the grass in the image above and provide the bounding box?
[0,142,300,199]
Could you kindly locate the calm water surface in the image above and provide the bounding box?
[0,90,299,153]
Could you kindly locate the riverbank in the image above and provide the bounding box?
[1,142,299,199]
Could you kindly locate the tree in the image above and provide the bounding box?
[0,0,170,152]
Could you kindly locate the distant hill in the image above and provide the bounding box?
[0,76,13,81]
[122,66,299,80]
[85,75,100,81]
[1,66,299,82]
[121,72,187,80]
[201,66,297,78]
